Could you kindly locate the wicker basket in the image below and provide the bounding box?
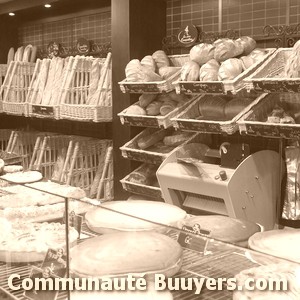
[1,61,35,116]
[244,48,300,93]
[173,48,276,95]
[120,127,199,164]
[27,58,64,119]
[60,54,112,122]
[121,164,163,200]
[5,130,39,169]
[0,129,12,151]
[238,93,300,139]
[29,133,72,180]
[118,54,189,94]
[118,96,197,129]
[172,93,262,135]
[65,139,113,200]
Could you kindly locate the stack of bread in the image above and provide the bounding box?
[125,90,189,116]
[180,36,268,82]
[197,92,257,121]
[125,50,180,82]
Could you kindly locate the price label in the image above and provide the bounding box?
[32,105,54,116]
[177,224,211,253]
[24,248,67,300]
[63,210,83,238]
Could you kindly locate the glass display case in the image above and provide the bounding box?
[0,178,299,300]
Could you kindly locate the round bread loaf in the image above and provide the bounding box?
[70,282,173,300]
[224,98,253,120]
[70,232,183,279]
[181,215,260,247]
[198,96,227,120]
[85,200,187,234]
[249,230,300,263]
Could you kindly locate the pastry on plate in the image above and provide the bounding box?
[85,200,187,234]
[70,232,183,279]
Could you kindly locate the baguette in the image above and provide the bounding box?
[30,46,38,63]
[22,44,32,62]
[7,47,14,65]
[137,130,169,150]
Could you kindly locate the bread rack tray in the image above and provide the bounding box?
[172,94,262,135]
[244,48,300,93]
[173,48,275,95]
[238,93,300,139]
[118,96,197,129]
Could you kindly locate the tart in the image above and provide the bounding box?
[181,215,261,247]
[0,222,78,263]
[233,263,300,299]
[249,230,300,263]
[0,171,43,184]
[70,232,182,279]
[85,200,187,234]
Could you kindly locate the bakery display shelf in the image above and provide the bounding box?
[238,93,300,139]
[172,93,262,135]
[118,96,198,129]
[173,48,275,95]
[118,54,189,94]
[244,48,300,93]
[120,128,199,165]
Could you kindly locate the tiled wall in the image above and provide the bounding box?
[18,10,111,52]
[167,0,299,44]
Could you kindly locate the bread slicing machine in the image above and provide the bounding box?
[157,143,282,230]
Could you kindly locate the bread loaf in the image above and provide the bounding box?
[30,46,38,63]
[240,55,255,70]
[236,36,256,55]
[181,61,200,81]
[198,96,227,119]
[7,47,14,65]
[137,129,168,149]
[218,58,243,81]
[126,104,146,115]
[214,39,244,62]
[190,43,215,65]
[125,59,142,81]
[152,50,170,69]
[163,132,191,146]
[128,164,157,185]
[146,100,163,115]
[168,91,189,103]
[138,93,157,108]
[224,98,253,119]
[141,55,156,72]
[158,66,180,79]
[199,59,220,81]
[22,45,32,62]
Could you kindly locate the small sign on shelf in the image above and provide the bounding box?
[177,223,211,254]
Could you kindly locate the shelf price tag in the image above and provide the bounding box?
[177,223,211,254]
[24,248,67,300]
[63,210,83,238]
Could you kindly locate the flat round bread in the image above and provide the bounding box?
[0,222,78,263]
[0,171,43,184]
[249,230,300,263]
[181,215,260,247]
[70,232,182,279]
[85,200,187,234]
[233,263,300,299]
[70,282,173,300]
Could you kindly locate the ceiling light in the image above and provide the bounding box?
[9,12,15,16]
[44,4,51,8]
